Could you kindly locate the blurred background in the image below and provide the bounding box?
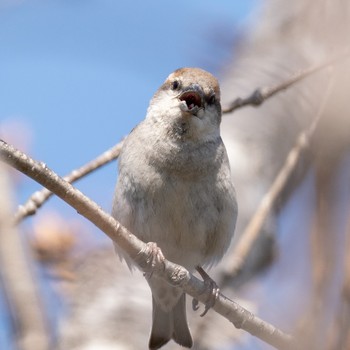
[1,0,350,349]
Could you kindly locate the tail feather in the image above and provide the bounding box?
[149,294,193,349]
[149,296,172,350]
[172,294,193,348]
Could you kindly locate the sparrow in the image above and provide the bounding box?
[112,67,237,349]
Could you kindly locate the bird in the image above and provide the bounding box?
[112,67,237,349]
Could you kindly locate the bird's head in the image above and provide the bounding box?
[147,68,222,141]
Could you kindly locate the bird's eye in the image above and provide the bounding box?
[171,80,180,90]
[208,95,216,105]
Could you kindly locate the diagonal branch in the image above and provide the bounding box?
[222,51,348,114]
[0,139,296,350]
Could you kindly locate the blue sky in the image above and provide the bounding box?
[0,0,257,215]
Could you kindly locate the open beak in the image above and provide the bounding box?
[178,85,204,115]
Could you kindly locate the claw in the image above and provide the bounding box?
[195,266,220,317]
[192,298,199,311]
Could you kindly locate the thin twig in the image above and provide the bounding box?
[14,140,124,223]
[221,69,335,280]
[0,140,296,350]
[222,51,348,114]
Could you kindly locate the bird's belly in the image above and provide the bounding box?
[131,180,232,270]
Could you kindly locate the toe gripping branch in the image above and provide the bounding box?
[192,266,220,317]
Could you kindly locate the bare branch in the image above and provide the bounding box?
[222,51,348,114]
[14,140,124,223]
[0,164,51,350]
[222,69,335,280]
[0,140,296,350]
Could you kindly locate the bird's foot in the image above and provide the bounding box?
[192,266,220,317]
[143,242,165,277]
